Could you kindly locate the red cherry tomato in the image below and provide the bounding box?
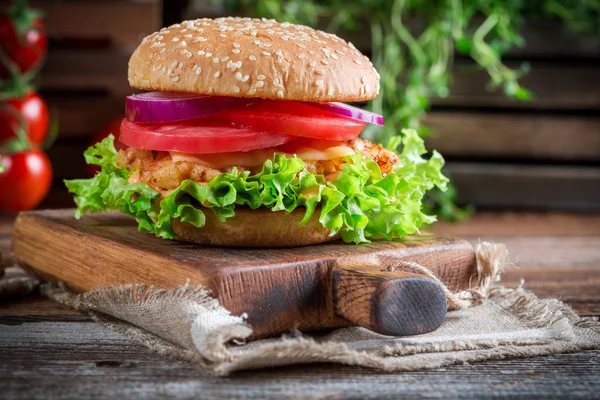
[0,14,47,77]
[87,118,123,176]
[0,149,52,212]
[119,118,296,154]
[0,92,49,145]
[216,100,367,141]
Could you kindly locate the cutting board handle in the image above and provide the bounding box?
[332,262,447,336]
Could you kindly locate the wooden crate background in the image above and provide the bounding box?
[35,0,161,207]
[39,1,599,211]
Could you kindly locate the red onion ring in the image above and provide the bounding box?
[125,92,254,123]
[303,102,384,126]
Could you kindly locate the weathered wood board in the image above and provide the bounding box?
[12,210,477,338]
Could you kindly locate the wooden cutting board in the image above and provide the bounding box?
[12,209,477,338]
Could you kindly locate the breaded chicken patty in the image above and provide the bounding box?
[116,138,398,193]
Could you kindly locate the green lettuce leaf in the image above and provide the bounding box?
[65,129,448,244]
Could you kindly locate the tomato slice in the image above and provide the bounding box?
[119,119,296,154]
[215,100,367,141]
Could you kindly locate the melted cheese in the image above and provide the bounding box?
[170,143,355,169]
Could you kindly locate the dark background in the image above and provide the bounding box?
[33,0,600,211]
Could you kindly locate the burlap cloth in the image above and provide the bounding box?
[1,243,599,375]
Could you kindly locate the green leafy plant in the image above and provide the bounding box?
[65,132,448,243]
[218,0,599,219]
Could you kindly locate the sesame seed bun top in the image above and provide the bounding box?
[128,17,380,102]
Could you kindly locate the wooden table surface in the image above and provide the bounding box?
[1,211,599,399]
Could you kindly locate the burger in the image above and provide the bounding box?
[65,17,448,247]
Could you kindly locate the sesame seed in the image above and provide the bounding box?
[315,79,324,86]
[235,72,242,80]
[309,50,316,55]
[213,57,219,63]
[277,90,284,98]
[220,56,229,62]
[257,74,265,80]
[263,51,271,56]
[248,88,257,95]
[233,42,240,48]
[249,55,257,61]
[365,84,370,92]
[315,69,324,75]
[361,76,368,83]
[206,52,212,57]
[172,75,180,82]
[220,34,227,38]
[179,49,188,54]
[241,75,249,82]
[354,59,362,64]
[195,67,202,75]
[309,61,316,67]
[233,85,240,93]
[214,71,221,78]
[184,34,192,38]
[331,53,338,60]
[254,40,260,45]
[171,60,178,68]
[185,51,192,58]
[192,65,198,71]
[328,88,334,96]
[273,78,279,85]
[160,48,166,54]
[197,50,205,55]
[298,54,305,59]
[180,40,187,47]
[177,62,183,69]
[336,49,344,55]
[255,81,265,88]
[172,37,179,42]
[232,48,240,54]
[321,59,329,65]
[167,67,173,75]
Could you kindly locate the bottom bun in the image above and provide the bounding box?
[171,207,340,248]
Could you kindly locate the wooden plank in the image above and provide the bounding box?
[0,296,89,324]
[38,0,161,50]
[425,112,600,160]
[446,162,600,210]
[1,321,599,399]
[47,96,124,137]
[330,19,600,59]
[41,49,132,96]
[432,212,600,237]
[12,210,477,338]
[434,62,600,110]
